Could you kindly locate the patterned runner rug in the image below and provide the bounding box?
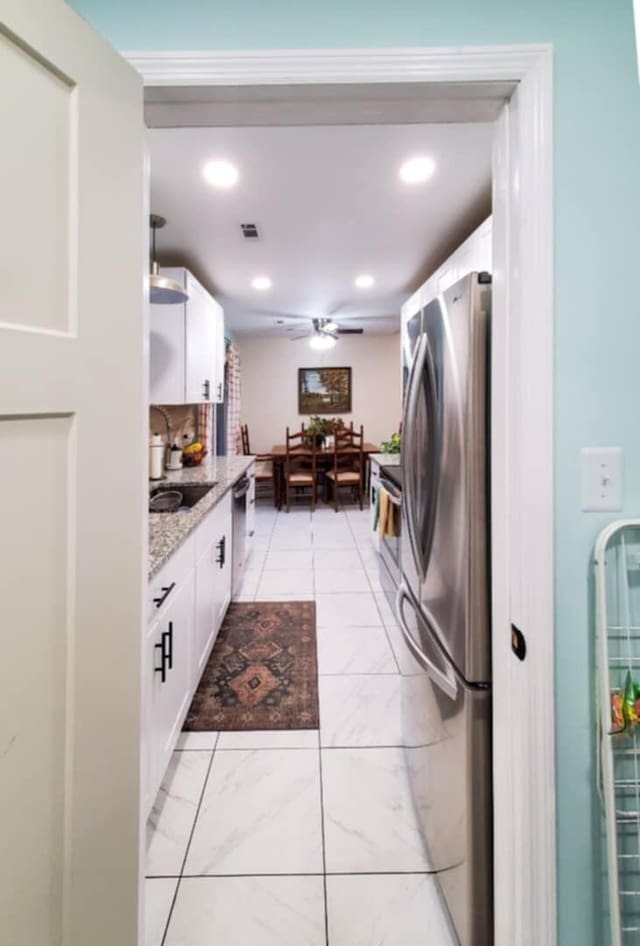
[183,601,319,731]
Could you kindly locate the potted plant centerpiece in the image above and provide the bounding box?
[306,415,346,448]
[380,431,401,454]
[306,415,331,448]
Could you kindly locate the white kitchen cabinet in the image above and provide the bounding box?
[211,498,232,637]
[185,272,215,403]
[144,477,246,816]
[193,492,232,677]
[400,217,492,338]
[149,293,185,405]
[145,573,194,812]
[213,295,225,403]
[150,266,224,405]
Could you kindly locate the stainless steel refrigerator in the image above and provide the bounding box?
[397,272,492,946]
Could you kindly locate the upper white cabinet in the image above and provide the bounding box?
[150,267,224,405]
[401,216,492,331]
[214,296,225,402]
[149,296,185,404]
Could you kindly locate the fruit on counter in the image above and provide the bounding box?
[183,441,203,455]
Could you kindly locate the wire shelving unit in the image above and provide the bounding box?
[596,520,640,946]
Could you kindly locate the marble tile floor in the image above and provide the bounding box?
[145,501,457,946]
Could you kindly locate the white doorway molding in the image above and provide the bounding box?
[126,44,547,86]
[126,44,555,946]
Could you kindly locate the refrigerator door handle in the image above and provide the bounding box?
[402,333,428,580]
[402,331,441,583]
[418,333,441,578]
[396,584,458,700]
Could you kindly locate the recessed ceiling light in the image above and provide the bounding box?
[202,160,239,189]
[251,275,272,291]
[355,274,375,289]
[398,155,436,185]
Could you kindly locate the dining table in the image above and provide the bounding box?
[267,441,380,509]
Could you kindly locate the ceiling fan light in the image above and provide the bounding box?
[309,333,336,351]
[323,320,338,332]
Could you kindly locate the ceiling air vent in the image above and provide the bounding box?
[241,223,260,240]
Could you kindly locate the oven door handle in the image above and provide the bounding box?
[233,477,250,499]
[378,477,402,507]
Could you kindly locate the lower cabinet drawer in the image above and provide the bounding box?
[148,536,194,622]
[145,572,194,815]
[194,490,232,560]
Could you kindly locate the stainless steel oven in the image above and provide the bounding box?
[377,466,402,611]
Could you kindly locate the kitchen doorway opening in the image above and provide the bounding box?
[136,46,553,946]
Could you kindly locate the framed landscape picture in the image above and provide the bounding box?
[298,367,352,414]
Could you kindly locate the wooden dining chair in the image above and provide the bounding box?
[284,425,317,512]
[240,422,276,501]
[325,424,365,511]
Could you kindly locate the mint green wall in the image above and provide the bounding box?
[69,1,640,943]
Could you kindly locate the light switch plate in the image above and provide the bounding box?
[580,447,623,511]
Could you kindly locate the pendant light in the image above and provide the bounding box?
[149,214,189,304]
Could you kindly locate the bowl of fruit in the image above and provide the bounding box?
[182,441,207,467]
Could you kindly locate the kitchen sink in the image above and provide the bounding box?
[149,483,215,513]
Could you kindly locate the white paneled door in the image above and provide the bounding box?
[0,3,146,946]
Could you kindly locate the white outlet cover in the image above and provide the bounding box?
[580,447,623,512]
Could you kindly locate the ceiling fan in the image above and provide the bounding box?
[289,317,363,349]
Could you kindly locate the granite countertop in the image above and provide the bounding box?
[369,453,401,466]
[148,455,254,580]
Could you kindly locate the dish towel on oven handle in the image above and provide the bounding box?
[378,484,400,538]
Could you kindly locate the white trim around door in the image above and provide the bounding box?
[126,43,548,87]
[126,43,555,946]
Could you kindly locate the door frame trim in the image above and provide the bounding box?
[127,43,555,946]
[125,43,548,86]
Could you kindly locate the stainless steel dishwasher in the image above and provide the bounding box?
[232,474,250,595]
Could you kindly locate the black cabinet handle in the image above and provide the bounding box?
[153,582,175,609]
[216,535,226,568]
[203,379,210,400]
[217,382,222,400]
[163,621,173,670]
[154,641,166,683]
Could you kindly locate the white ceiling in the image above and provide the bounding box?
[148,123,493,336]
